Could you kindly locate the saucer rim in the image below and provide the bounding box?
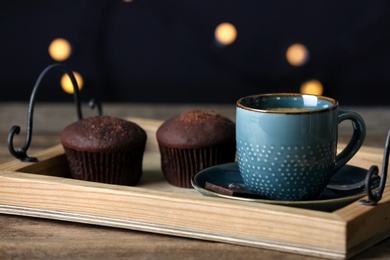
[191,162,374,207]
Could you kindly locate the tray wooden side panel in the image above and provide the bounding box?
[0,142,349,258]
[0,170,347,259]
[334,189,390,258]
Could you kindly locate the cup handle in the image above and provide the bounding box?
[334,110,366,171]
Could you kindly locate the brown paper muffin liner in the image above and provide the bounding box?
[159,145,236,188]
[63,148,145,186]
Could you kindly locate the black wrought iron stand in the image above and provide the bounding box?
[7,63,102,162]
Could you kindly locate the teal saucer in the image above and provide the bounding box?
[191,162,380,212]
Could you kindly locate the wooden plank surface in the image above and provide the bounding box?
[2,102,386,259]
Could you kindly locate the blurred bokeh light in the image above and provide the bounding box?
[215,23,237,45]
[300,79,323,96]
[286,43,309,67]
[60,72,83,94]
[48,38,72,61]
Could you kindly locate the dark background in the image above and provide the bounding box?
[1,0,389,105]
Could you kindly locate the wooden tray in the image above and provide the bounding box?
[0,117,389,259]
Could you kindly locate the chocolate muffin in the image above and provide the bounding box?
[156,110,236,188]
[61,115,147,186]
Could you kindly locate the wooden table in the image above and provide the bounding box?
[0,102,389,259]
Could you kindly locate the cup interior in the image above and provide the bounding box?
[237,93,337,113]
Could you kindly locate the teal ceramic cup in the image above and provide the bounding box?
[236,93,366,201]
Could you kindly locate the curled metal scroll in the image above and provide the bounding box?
[8,63,102,162]
[360,129,390,206]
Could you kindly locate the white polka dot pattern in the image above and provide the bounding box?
[236,139,337,200]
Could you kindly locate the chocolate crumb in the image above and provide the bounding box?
[205,182,268,199]
[205,182,234,196]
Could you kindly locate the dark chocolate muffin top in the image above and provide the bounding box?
[156,110,235,148]
[61,115,147,152]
